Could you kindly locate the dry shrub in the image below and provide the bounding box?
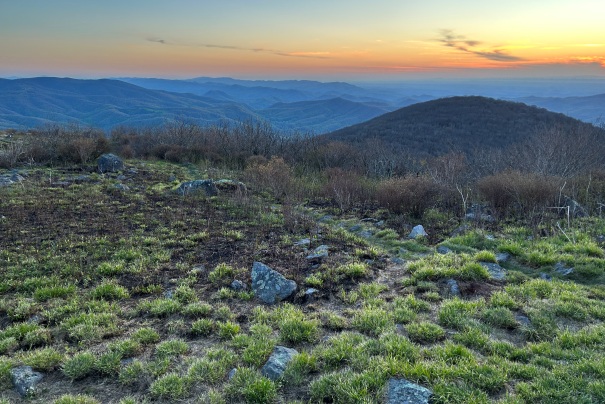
[376,175,443,217]
[26,124,109,164]
[244,156,294,200]
[0,141,27,168]
[477,170,560,218]
[321,168,373,211]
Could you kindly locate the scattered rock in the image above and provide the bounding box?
[480,262,506,280]
[228,368,237,380]
[176,180,218,196]
[437,246,452,255]
[516,314,531,327]
[562,196,588,218]
[260,346,298,380]
[251,262,297,305]
[164,289,174,299]
[168,175,176,182]
[191,265,206,275]
[0,173,24,187]
[97,153,124,173]
[375,220,385,227]
[539,273,552,281]
[446,279,461,297]
[554,262,574,276]
[386,378,432,404]
[496,253,511,263]
[214,179,247,193]
[294,238,310,246]
[306,245,329,261]
[117,174,127,181]
[390,257,405,265]
[230,280,247,291]
[450,224,470,237]
[10,366,43,397]
[465,212,496,222]
[114,183,129,191]
[318,215,333,223]
[408,225,428,239]
[349,224,363,232]
[358,230,373,239]
[304,288,319,302]
[596,235,605,244]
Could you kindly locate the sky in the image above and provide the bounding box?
[1,0,605,81]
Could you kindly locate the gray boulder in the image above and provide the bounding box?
[386,378,432,404]
[176,180,218,196]
[480,262,506,280]
[260,346,298,380]
[10,366,43,397]
[251,262,297,304]
[408,225,428,239]
[97,153,124,173]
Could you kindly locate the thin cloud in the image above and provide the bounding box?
[146,37,330,59]
[438,29,524,62]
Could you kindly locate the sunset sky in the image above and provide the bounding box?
[2,0,604,81]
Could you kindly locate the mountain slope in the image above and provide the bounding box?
[324,96,600,156]
[516,93,605,124]
[0,77,260,130]
[261,97,393,134]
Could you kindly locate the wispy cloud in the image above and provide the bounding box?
[146,37,330,59]
[438,30,523,62]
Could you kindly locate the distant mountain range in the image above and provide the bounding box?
[323,96,602,156]
[0,76,603,134]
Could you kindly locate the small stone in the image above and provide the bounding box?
[294,238,310,246]
[496,253,511,263]
[117,174,127,181]
[386,378,432,404]
[408,225,428,239]
[306,245,329,261]
[164,289,174,299]
[176,180,218,196]
[437,246,452,254]
[228,368,237,380]
[231,280,246,291]
[539,273,552,281]
[349,224,363,232]
[260,346,298,380]
[391,257,405,265]
[446,279,461,296]
[554,262,574,276]
[114,183,129,191]
[10,366,43,397]
[480,262,506,280]
[304,288,319,302]
[516,314,531,327]
[168,175,176,182]
[375,220,385,227]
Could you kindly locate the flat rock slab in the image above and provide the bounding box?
[251,262,297,304]
[480,262,506,280]
[386,378,432,404]
[10,366,43,397]
[261,346,298,380]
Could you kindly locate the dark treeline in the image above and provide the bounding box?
[2,120,605,231]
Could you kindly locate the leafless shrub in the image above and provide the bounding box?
[375,175,444,217]
[477,170,561,219]
[0,140,26,168]
[321,168,374,211]
[244,156,294,200]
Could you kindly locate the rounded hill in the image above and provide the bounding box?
[323,96,600,156]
